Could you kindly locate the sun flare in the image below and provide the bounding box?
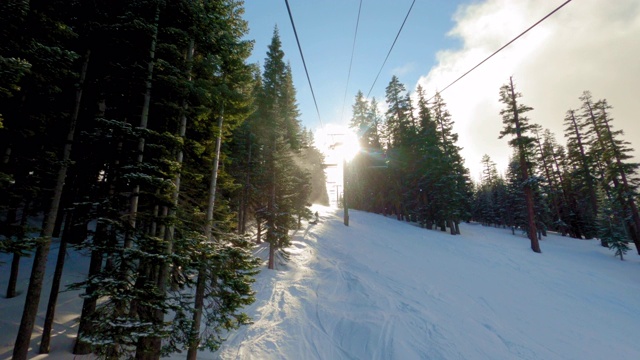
[314,125,361,207]
[314,125,360,162]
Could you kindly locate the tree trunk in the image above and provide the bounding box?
[126,2,159,246]
[5,200,27,299]
[39,48,90,354]
[12,44,90,358]
[239,131,252,235]
[7,252,21,299]
[186,104,224,360]
[39,232,68,353]
[343,158,349,226]
[268,242,276,269]
[257,218,262,244]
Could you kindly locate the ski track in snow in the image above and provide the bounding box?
[2,206,640,359]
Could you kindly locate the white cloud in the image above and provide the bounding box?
[392,62,417,77]
[416,0,640,181]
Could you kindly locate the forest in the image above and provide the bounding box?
[1,0,639,359]
[0,0,327,359]
[345,75,639,258]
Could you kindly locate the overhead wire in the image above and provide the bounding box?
[284,0,323,127]
[339,0,363,124]
[366,0,416,98]
[428,0,574,101]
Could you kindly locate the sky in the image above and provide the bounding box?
[4,206,640,359]
[242,0,640,181]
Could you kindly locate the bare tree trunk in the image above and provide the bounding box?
[73,224,105,355]
[186,104,224,360]
[126,2,159,247]
[239,133,252,234]
[5,200,25,299]
[39,48,91,354]
[268,242,276,269]
[448,219,456,235]
[257,218,262,244]
[7,251,21,299]
[267,128,277,270]
[12,44,90,359]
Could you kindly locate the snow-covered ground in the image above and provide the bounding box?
[2,206,640,359]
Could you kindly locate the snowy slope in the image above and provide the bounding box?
[0,242,92,359]
[210,206,640,360]
[2,206,640,359]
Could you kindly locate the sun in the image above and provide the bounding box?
[314,124,361,207]
[314,124,360,162]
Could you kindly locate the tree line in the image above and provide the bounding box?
[346,75,639,259]
[346,76,472,235]
[0,1,326,359]
[472,77,639,258]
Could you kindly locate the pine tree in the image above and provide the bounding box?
[414,86,443,229]
[580,91,640,253]
[431,92,470,234]
[383,76,414,221]
[498,77,540,253]
[348,93,386,213]
[563,108,599,238]
[257,28,309,270]
[597,189,630,260]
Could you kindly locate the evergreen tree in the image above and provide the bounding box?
[580,91,640,253]
[431,92,470,234]
[348,93,386,213]
[498,77,540,253]
[383,76,414,221]
[258,28,309,270]
[597,189,630,260]
[413,86,443,229]
[563,108,599,238]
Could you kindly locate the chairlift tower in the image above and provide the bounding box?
[322,133,349,226]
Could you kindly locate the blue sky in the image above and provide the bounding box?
[243,0,465,130]
[241,0,640,180]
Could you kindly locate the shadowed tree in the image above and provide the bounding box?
[498,77,540,253]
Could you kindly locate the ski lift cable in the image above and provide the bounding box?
[339,0,363,124]
[366,0,417,99]
[284,0,323,127]
[428,0,574,101]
